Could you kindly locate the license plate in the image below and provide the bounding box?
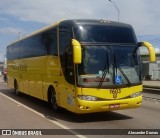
[109,104,120,109]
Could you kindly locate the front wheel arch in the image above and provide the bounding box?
[48,86,59,112]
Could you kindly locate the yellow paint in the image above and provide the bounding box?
[141,41,156,62]
[7,56,60,101]
[72,39,82,64]
[6,20,149,114]
[7,55,143,114]
[75,85,142,114]
[76,96,142,113]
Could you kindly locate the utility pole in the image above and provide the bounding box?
[108,0,120,22]
[18,32,21,39]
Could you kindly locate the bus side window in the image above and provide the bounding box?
[64,45,74,84]
[59,26,71,54]
[8,45,14,60]
[49,28,58,56]
[42,28,58,56]
[59,26,74,84]
[21,34,45,58]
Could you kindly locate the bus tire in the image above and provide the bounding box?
[48,87,59,112]
[14,80,19,95]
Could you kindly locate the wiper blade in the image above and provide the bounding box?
[98,52,109,88]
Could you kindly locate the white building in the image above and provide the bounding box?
[141,53,160,80]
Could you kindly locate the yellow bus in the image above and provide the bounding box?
[7,19,156,114]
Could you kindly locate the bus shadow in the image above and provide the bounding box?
[0,88,132,123]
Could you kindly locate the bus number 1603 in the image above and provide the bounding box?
[110,89,121,99]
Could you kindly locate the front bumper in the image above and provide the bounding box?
[75,96,142,114]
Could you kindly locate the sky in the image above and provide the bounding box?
[0,0,160,62]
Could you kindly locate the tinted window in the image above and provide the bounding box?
[21,34,44,58]
[74,25,137,44]
[59,26,74,84]
[59,26,72,54]
[7,27,58,60]
[49,28,58,55]
[42,28,58,56]
[7,43,20,60]
[7,45,14,60]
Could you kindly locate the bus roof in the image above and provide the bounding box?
[8,20,61,46]
[7,19,133,47]
[59,19,132,28]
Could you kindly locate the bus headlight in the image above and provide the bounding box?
[130,92,142,98]
[78,95,98,101]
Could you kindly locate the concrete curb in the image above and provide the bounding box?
[143,85,160,89]
[143,81,160,90]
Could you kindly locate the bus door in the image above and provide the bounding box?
[58,25,76,112]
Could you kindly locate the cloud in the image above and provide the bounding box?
[0,0,98,24]
[0,27,23,35]
[0,0,160,61]
[0,17,9,22]
[115,0,160,35]
[0,0,159,36]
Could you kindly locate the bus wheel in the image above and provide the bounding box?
[48,87,59,112]
[14,80,19,95]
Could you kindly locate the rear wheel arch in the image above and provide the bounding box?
[14,79,19,95]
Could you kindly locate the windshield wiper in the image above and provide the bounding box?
[97,51,132,88]
[98,52,109,88]
[113,54,131,86]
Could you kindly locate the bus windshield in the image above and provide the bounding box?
[77,45,141,87]
[73,25,137,44]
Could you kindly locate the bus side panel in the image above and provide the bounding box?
[42,74,58,102]
[56,76,76,113]
[7,76,14,89]
[42,56,62,102]
[7,60,18,90]
[35,74,43,99]
[7,56,76,113]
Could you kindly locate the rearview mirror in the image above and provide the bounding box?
[138,41,156,62]
[72,39,82,64]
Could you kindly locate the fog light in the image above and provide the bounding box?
[79,105,85,109]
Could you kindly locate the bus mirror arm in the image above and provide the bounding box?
[72,39,82,64]
[138,41,156,62]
